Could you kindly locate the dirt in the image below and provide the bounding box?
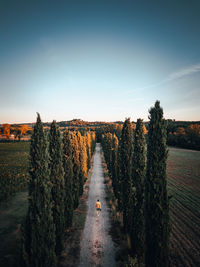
[167,147,200,267]
[79,143,116,267]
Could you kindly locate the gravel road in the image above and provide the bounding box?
[79,143,116,267]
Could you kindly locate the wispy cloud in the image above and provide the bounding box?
[167,63,200,81]
[126,63,200,94]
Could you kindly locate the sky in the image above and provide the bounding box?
[0,0,200,123]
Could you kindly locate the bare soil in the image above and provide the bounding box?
[167,147,200,267]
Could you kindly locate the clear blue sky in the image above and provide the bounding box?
[0,0,200,123]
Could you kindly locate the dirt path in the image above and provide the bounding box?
[79,143,116,267]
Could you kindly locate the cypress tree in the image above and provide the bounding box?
[145,101,169,267]
[131,119,146,264]
[111,134,119,200]
[85,131,92,170]
[116,140,123,211]
[103,132,113,175]
[71,131,80,209]
[49,120,65,255]
[82,135,88,180]
[21,113,56,267]
[91,131,96,154]
[119,118,133,233]
[77,131,86,196]
[63,129,74,228]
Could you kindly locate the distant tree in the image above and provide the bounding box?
[3,123,10,139]
[21,113,56,267]
[145,101,169,267]
[63,129,74,227]
[119,118,133,232]
[12,124,32,140]
[131,119,146,264]
[49,120,66,255]
[71,131,80,209]
[176,127,186,136]
[186,124,200,149]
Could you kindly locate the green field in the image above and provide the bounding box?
[0,190,28,267]
[0,142,30,266]
[167,147,200,267]
[0,142,30,202]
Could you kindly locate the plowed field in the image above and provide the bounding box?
[167,147,200,267]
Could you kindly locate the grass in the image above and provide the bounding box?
[0,142,30,266]
[0,190,28,267]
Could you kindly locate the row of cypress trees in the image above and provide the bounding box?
[101,101,169,267]
[21,114,96,267]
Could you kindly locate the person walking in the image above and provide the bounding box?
[96,199,101,216]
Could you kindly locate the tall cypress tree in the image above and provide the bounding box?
[91,131,96,155]
[49,121,65,255]
[71,131,80,209]
[103,132,113,175]
[63,129,74,228]
[145,101,169,267]
[21,113,56,267]
[111,134,119,199]
[85,131,92,170]
[116,140,123,211]
[77,131,86,196]
[81,135,88,180]
[119,118,133,233]
[131,119,146,264]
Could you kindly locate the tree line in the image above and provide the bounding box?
[101,101,169,267]
[21,114,96,267]
[167,121,200,150]
[0,124,32,140]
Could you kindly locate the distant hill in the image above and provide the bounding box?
[0,119,123,129]
[0,119,199,129]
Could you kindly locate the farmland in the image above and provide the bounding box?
[0,142,199,266]
[0,142,30,202]
[167,147,200,266]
